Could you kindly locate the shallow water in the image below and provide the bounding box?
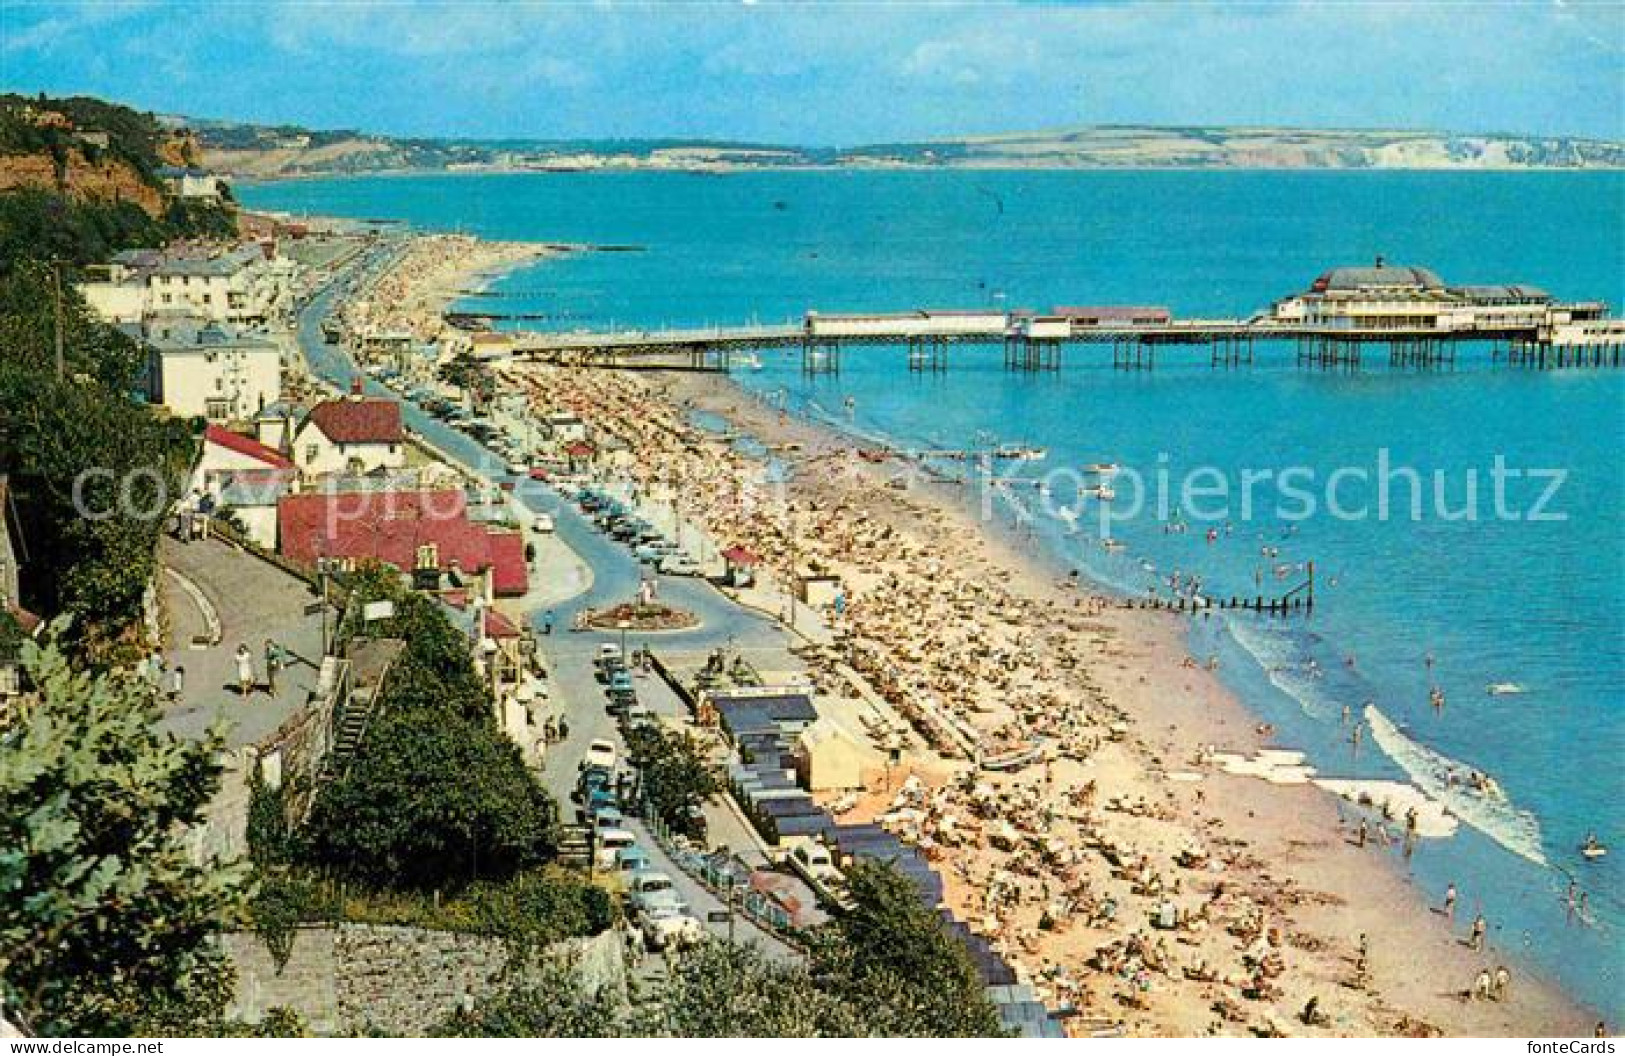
[244,169,1625,1018]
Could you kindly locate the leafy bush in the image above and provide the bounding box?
[304,707,557,890]
[810,861,1007,1037]
[0,627,251,1036]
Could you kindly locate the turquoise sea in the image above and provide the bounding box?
[242,170,1625,1019]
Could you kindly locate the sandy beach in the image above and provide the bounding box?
[337,232,556,347]
[491,354,1595,1039]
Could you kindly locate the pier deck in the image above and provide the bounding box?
[506,313,1624,374]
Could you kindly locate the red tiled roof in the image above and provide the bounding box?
[277,490,528,597]
[484,609,521,639]
[721,546,760,566]
[564,440,596,458]
[306,397,405,445]
[204,424,294,469]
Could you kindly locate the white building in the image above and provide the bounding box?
[189,426,297,549]
[79,245,297,328]
[292,395,408,477]
[1271,260,1610,333]
[157,166,228,200]
[144,320,282,422]
[147,245,295,326]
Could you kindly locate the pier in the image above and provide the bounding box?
[495,261,1621,376]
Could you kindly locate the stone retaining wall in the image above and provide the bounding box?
[224,924,622,1036]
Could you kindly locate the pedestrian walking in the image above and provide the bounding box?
[1443,882,1457,919]
[264,639,282,695]
[235,643,255,698]
[168,665,185,702]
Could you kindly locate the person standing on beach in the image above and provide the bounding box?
[1470,913,1487,951]
[1493,965,1510,1001]
[1473,968,1493,1000]
[1356,818,1368,847]
[1443,883,1457,919]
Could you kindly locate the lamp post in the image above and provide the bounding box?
[618,619,631,663]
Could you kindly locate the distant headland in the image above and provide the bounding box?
[183,114,1624,178]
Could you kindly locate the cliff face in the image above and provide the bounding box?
[0,149,163,212]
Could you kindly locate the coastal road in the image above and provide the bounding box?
[293,255,796,957]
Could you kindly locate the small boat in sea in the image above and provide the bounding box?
[1083,462,1120,476]
[1485,681,1524,696]
[1102,538,1127,552]
[736,352,763,370]
[1582,834,1608,860]
[1091,485,1116,501]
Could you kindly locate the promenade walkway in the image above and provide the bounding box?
[156,535,329,748]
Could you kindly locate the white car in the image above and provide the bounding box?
[532,513,556,534]
[658,554,704,577]
[581,739,617,773]
[628,870,688,919]
[593,827,637,870]
[641,907,704,951]
[507,461,528,476]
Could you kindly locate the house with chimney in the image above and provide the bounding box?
[291,394,408,477]
[277,489,527,599]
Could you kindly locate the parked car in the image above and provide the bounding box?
[582,738,617,773]
[612,845,654,875]
[658,554,704,577]
[788,840,845,888]
[532,513,556,533]
[628,870,687,919]
[641,906,704,951]
[593,826,637,870]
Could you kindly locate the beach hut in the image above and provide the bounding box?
[793,718,879,792]
[563,439,596,474]
[720,545,760,587]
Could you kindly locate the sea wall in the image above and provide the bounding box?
[223,924,623,1036]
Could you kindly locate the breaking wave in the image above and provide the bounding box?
[1365,704,1548,867]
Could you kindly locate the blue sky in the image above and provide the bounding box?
[1,1,1621,144]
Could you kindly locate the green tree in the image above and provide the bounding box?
[304,707,556,890]
[625,725,719,839]
[337,562,489,721]
[641,940,857,1037]
[0,358,197,662]
[0,627,251,1036]
[811,861,1006,1037]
